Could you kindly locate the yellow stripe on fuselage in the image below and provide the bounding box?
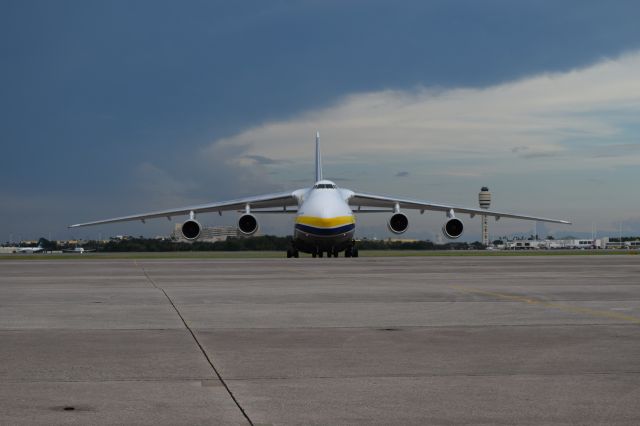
[295,215,355,228]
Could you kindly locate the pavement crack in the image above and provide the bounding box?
[136,261,254,426]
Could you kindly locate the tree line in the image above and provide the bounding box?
[18,236,486,252]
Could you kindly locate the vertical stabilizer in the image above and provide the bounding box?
[315,131,323,182]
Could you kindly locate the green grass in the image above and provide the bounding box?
[360,249,638,257]
[0,249,637,260]
[0,251,285,260]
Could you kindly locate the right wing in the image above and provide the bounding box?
[348,191,571,224]
[69,190,302,228]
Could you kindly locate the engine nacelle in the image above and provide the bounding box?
[387,212,409,234]
[442,218,464,239]
[238,213,259,235]
[181,219,201,240]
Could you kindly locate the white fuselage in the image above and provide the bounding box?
[63,247,95,253]
[293,180,356,252]
[16,246,44,253]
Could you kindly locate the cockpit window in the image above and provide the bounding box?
[313,184,336,189]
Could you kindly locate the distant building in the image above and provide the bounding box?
[387,238,420,243]
[606,239,640,249]
[501,238,616,250]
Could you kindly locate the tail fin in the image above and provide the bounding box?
[315,131,323,182]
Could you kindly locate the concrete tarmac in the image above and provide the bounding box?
[1,255,639,425]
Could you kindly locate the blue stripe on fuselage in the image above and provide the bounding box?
[295,223,355,236]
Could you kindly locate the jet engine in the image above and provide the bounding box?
[181,219,202,240]
[442,218,464,239]
[238,213,259,235]
[387,212,409,234]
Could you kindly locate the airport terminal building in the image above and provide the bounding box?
[501,237,639,250]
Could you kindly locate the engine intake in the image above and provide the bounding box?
[238,214,259,235]
[181,219,201,240]
[388,213,409,234]
[443,218,464,239]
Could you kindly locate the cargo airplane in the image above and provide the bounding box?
[70,133,570,257]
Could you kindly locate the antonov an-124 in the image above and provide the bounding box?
[70,133,570,258]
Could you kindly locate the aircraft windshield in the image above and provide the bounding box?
[313,184,336,189]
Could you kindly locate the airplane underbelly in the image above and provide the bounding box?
[294,227,354,249]
[293,222,355,251]
[295,222,355,236]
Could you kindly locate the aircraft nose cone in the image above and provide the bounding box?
[318,207,333,218]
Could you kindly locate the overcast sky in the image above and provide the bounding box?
[2,0,640,242]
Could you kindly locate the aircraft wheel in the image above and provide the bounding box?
[318,251,323,258]
[293,250,299,258]
[333,248,339,258]
[345,247,352,258]
[352,247,359,258]
[286,249,293,258]
[312,251,317,258]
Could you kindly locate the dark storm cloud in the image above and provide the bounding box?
[2,0,640,237]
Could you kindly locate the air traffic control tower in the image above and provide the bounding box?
[479,187,491,246]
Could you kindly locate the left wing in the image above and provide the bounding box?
[348,191,571,224]
[69,190,302,228]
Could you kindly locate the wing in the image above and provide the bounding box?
[348,192,571,224]
[69,190,302,228]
